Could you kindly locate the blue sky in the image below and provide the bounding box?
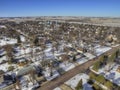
[0,0,120,17]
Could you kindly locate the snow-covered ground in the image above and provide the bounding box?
[53,87,62,90]
[0,37,17,46]
[76,58,88,65]
[0,63,17,72]
[43,67,60,81]
[19,75,39,90]
[13,46,31,58]
[0,83,7,89]
[0,56,7,63]
[84,53,95,59]
[105,64,120,86]
[0,25,6,28]
[76,53,95,65]
[44,43,55,60]
[20,35,26,42]
[65,73,92,90]
[20,47,31,55]
[54,52,66,57]
[0,63,9,72]
[53,73,92,90]
[94,46,111,56]
[94,63,120,86]
[59,62,75,72]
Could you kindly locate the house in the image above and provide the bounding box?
[115,56,120,64]
[117,66,120,73]
[0,25,6,29]
[0,49,7,64]
[0,75,4,83]
[75,52,85,60]
[16,65,35,76]
[0,72,18,90]
[0,49,6,57]
[77,47,83,53]
[3,73,16,83]
[16,65,42,77]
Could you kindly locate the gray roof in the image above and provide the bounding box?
[16,65,35,76]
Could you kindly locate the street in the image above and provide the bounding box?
[38,45,120,90]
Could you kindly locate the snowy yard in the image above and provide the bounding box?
[53,73,93,90]
[0,37,17,46]
[20,35,26,42]
[0,63,16,72]
[65,73,92,90]
[96,63,120,86]
[14,47,31,57]
[76,58,88,65]
[84,53,95,59]
[0,56,7,63]
[76,53,95,65]
[94,46,111,56]
[19,75,39,90]
[53,87,62,90]
[43,67,60,81]
[59,62,75,72]
[0,63,10,72]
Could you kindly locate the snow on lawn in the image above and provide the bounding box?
[0,25,6,28]
[97,63,120,86]
[21,82,39,90]
[20,75,39,90]
[20,47,31,55]
[76,58,88,65]
[0,63,17,72]
[43,67,60,81]
[65,73,90,90]
[105,64,120,86]
[45,52,53,58]
[44,47,52,52]
[84,53,95,59]
[94,46,111,56]
[0,63,9,72]
[34,61,40,65]
[0,37,17,46]
[0,83,7,89]
[54,52,66,57]
[53,87,62,90]
[14,47,31,57]
[76,53,95,65]
[83,83,93,90]
[59,62,75,71]
[20,35,26,42]
[0,56,7,63]
[0,63,12,72]
[44,45,55,59]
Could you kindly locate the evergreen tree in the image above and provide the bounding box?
[116,50,119,58]
[34,37,39,46]
[17,35,21,43]
[75,79,83,90]
[73,55,76,62]
[93,61,100,72]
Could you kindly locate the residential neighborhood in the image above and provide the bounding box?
[0,16,120,90]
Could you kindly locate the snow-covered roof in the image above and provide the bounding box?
[0,25,6,29]
[16,65,36,76]
[0,49,5,55]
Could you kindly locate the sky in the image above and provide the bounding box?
[0,0,120,17]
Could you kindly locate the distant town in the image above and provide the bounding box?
[0,16,120,90]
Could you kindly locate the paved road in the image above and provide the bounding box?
[38,45,120,90]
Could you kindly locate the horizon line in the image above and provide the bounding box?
[0,16,120,18]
